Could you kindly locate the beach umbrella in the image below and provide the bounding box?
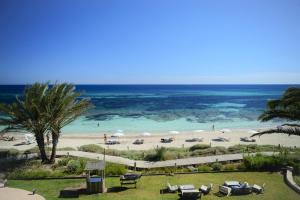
[220,129,231,133]
[248,130,259,134]
[169,130,180,134]
[112,132,124,137]
[142,132,152,136]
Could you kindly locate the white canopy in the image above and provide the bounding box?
[220,129,231,133]
[169,130,180,134]
[142,132,152,136]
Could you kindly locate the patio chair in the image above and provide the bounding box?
[200,183,213,195]
[167,182,178,193]
[252,183,265,194]
[219,185,231,196]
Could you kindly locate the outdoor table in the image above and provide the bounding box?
[180,189,200,199]
[179,184,195,192]
[224,181,240,187]
[181,189,200,194]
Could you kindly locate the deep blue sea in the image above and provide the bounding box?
[0,85,297,134]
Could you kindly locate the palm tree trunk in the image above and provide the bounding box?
[35,133,48,163]
[49,132,59,164]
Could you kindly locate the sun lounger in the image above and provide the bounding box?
[160,138,174,143]
[219,185,231,196]
[252,183,265,193]
[185,138,203,142]
[167,182,178,193]
[240,137,256,142]
[133,139,144,145]
[213,137,230,142]
[200,183,213,195]
[105,140,120,145]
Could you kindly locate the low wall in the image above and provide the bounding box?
[284,167,300,194]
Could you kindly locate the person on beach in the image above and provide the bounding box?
[104,134,107,143]
[212,124,215,132]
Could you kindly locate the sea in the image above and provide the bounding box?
[0,84,298,135]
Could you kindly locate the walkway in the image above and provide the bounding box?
[57,151,276,169]
[0,187,45,200]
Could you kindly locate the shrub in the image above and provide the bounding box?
[8,168,64,179]
[145,147,167,161]
[228,145,245,153]
[211,162,223,171]
[189,144,210,151]
[223,163,236,171]
[213,146,228,155]
[57,147,76,151]
[236,163,246,171]
[242,154,299,172]
[105,163,127,176]
[163,151,178,160]
[198,165,211,172]
[78,144,103,153]
[58,157,72,167]
[0,148,19,158]
[66,160,83,174]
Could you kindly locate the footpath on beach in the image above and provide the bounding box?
[56,151,277,169]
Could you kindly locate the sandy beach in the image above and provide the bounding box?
[1,129,300,151]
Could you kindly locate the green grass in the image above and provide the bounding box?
[7,172,299,200]
[295,176,300,186]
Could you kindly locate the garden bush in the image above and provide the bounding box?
[105,163,127,176]
[198,165,211,172]
[78,144,104,153]
[211,162,223,171]
[0,148,19,158]
[189,144,210,151]
[66,160,83,174]
[223,163,236,171]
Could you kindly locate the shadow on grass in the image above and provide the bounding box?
[213,192,227,197]
[107,186,129,193]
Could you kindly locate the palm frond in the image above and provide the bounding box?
[251,126,300,137]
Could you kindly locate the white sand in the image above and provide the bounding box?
[1,129,300,151]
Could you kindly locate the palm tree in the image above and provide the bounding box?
[251,87,300,137]
[46,83,91,163]
[0,83,50,162]
[0,83,91,164]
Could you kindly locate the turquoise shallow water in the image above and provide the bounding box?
[0,85,297,134]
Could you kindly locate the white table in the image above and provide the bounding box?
[224,181,240,187]
[179,185,195,191]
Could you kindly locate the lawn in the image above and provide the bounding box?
[8,172,299,200]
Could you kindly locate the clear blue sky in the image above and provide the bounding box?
[0,0,299,84]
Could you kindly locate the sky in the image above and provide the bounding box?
[0,0,300,84]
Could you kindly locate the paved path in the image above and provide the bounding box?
[57,151,277,169]
[0,187,45,200]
